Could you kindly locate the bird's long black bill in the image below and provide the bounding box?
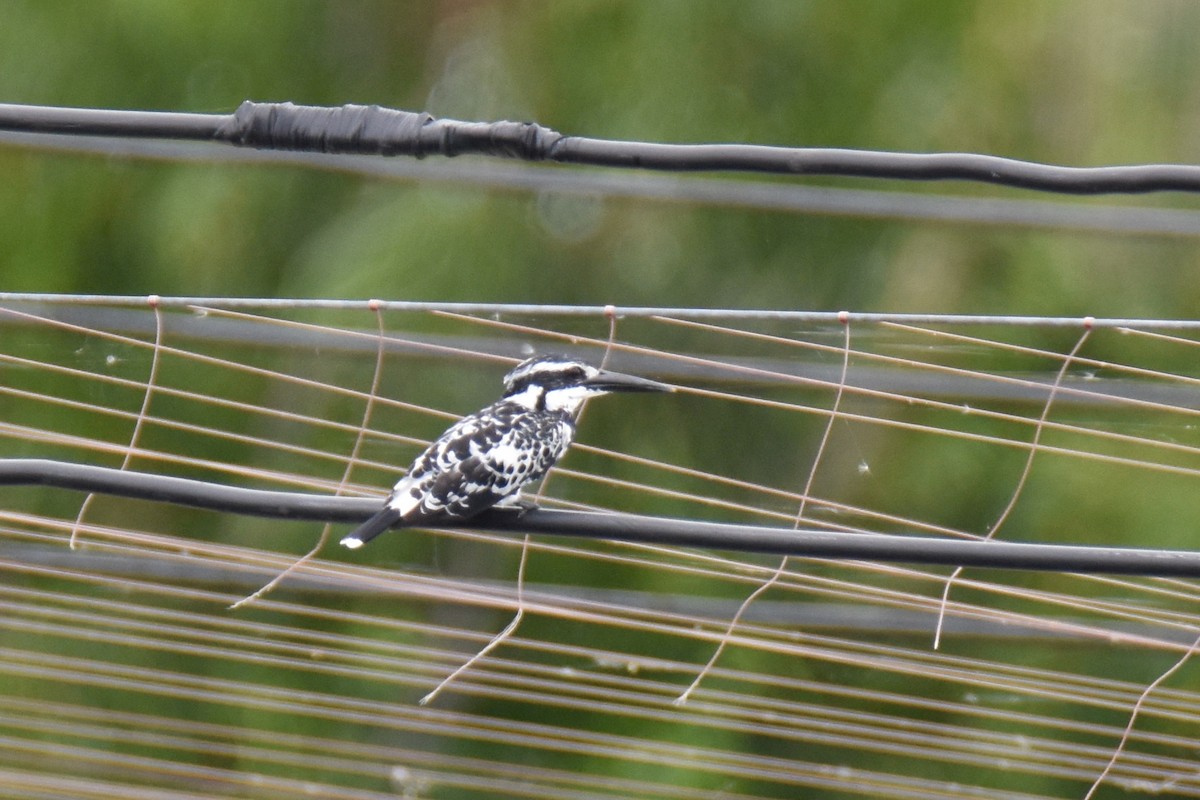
[583,370,674,393]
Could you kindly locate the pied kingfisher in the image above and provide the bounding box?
[340,354,672,549]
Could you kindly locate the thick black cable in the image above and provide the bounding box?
[3,459,1199,576]
[3,101,1200,194]
[9,129,1200,237]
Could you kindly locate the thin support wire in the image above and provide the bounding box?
[676,314,853,705]
[229,303,389,610]
[1083,631,1200,800]
[69,297,164,550]
[8,293,1200,330]
[933,324,1092,649]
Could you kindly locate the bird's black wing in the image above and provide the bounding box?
[401,401,573,524]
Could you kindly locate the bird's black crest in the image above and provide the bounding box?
[502,354,592,397]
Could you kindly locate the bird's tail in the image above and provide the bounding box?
[340,507,404,550]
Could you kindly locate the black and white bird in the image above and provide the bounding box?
[340,354,672,550]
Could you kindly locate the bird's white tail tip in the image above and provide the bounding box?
[340,536,364,550]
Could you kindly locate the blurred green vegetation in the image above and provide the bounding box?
[2,1,1200,314]
[3,2,1200,797]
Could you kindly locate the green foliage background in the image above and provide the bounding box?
[3,1,1199,314]
[3,2,1200,797]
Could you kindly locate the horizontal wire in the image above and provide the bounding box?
[0,596,1141,796]
[7,400,1190,652]
[6,297,1200,797]
[10,299,1200,413]
[9,302,1200,642]
[14,297,1195,585]
[0,598,1123,786]
[3,536,1191,749]
[9,299,1200,642]
[8,519,1200,726]
[2,546,1195,795]
[0,699,732,800]
[25,503,1194,648]
[9,129,1200,240]
[3,100,1200,196]
[2,646,1049,800]
[6,458,1200,576]
[7,291,1200,329]
[4,542,1195,800]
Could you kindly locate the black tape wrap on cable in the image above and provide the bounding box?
[214,100,564,159]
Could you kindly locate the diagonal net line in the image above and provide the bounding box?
[428,311,1200,608]
[4,299,1195,618]
[14,301,1200,507]
[2,522,1200,796]
[7,298,1200,799]
[9,518,1200,716]
[11,303,1200,633]
[7,525,1200,800]
[438,309,1200,482]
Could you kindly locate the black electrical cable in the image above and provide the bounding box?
[3,101,1200,195]
[9,129,1200,237]
[3,459,1199,576]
